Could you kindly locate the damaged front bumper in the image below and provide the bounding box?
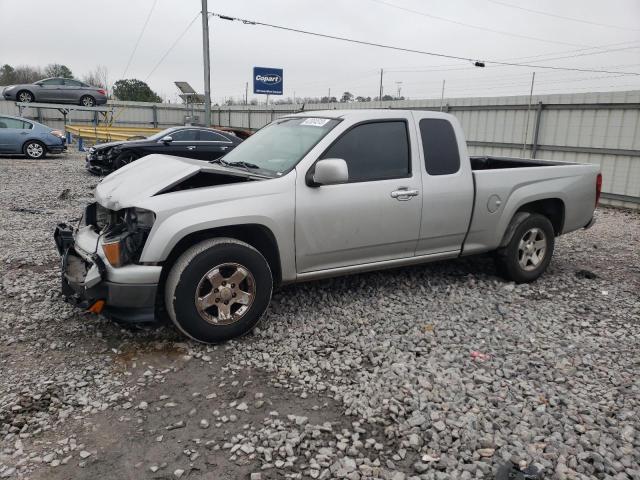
[54,223,161,323]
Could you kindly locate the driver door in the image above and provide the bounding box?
[159,129,199,157]
[36,78,64,102]
[295,119,422,273]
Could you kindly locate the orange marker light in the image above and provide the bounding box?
[88,300,105,314]
[102,241,122,267]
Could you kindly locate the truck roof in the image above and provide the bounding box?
[289,109,456,121]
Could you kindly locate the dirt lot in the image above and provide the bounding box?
[0,152,638,480]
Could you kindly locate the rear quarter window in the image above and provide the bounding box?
[420,118,460,176]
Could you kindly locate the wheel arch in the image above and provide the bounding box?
[159,224,283,287]
[499,198,565,247]
[21,138,47,156]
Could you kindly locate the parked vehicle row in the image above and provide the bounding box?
[2,77,107,106]
[0,114,66,158]
[54,109,601,344]
[85,126,243,175]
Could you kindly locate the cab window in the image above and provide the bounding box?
[321,121,410,182]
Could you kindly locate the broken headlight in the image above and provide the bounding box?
[99,207,155,267]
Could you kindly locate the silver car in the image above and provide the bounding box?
[2,77,108,106]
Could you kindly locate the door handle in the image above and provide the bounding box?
[220,146,229,150]
[390,188,419,201]
[186,146,196,150]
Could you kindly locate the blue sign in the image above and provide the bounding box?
[253,67,283,95]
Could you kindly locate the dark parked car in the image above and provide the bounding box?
[2,77,108,106]
[0,115,66,158]
[85,126,243,175]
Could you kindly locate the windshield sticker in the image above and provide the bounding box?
[300,118,330,127]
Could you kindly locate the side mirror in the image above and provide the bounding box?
[309,158,349,186]
[161,135,173,143]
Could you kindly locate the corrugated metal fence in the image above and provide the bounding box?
[2,90,639,208]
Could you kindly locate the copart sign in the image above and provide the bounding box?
[253,67,283,95]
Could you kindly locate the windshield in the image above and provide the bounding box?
[219,117,340,175]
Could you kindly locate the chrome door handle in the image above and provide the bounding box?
[390,188,419,201]
[186,146,196,150]
[220,146,229,150]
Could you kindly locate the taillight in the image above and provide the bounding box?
[595,173,602,207]
[97,89,106,95]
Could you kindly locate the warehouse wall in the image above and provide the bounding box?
[1,89,639,208]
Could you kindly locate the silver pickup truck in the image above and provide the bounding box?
[54,110,601,343]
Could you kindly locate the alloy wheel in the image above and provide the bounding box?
[517,227,547,271]
[194,263,255,325]
[26,143,44,158]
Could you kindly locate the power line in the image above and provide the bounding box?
[209,12,640,76]
[145,13,200,81]
[121,0,158,78]
[385,44,640,73]
[487,0,640,32]
[367,0,591,47]
[110,12,200,125]
[382,40,640,72]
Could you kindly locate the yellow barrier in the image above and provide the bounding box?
[65,125,163,143]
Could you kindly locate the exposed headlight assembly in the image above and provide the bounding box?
[95,206,156,267]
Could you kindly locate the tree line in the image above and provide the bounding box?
[0,63,163,103]
[1,63,406,106]
[222,91,405,106]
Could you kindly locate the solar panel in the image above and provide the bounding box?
[174,81,197,94]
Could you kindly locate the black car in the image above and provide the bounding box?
[85,126,243,175]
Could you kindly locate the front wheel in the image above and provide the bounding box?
[114,152,139,170]
[495,213,555,283]
[164,238,273,343]
[17,90,34,103]
[23,140,46,159]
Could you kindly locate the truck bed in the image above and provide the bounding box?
[470,156,567,170]
[463,158,599,256]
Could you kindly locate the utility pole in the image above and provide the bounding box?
[379,68,384,100]
[328,88,331,103]
[522,72,536,157]
[440,80,446,111]
[201,0,211,126]
[395,81,402,99]
[245,82,248,105]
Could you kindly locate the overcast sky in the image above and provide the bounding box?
[1,0,639,103]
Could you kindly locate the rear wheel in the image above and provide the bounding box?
[80,95,96,107]
[17,90,34,103]
[495,213,555,283]
[164,238,273,343]
[23,140,46,159]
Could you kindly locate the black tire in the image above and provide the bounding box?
[165,238,273,343]
[80,95,96,107]
[495,213,555,283]
[114,152,139,170]
[23,140,47,159]
[17,90,34,103]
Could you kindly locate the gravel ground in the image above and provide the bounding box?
[0,152,638,480]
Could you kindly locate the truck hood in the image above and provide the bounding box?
[95,154,265,210]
